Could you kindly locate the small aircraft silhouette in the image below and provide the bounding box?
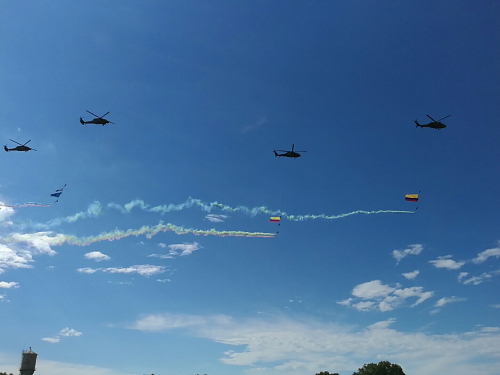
[415,114,450,130]
[274,144,307,158]
[4,139,37,152]
[80,110,114,126]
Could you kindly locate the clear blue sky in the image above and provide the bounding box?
[1,1,499,375]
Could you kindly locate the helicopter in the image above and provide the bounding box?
[273,144,307,158]
[79,110,114,126]
[415,114,450,130]
[4,139,37,152]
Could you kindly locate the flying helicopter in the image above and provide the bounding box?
[4,139,37,152]
[415,114,450,130]
[79,110,114,126]
[273,144,307,158]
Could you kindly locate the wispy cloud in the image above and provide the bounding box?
[429,255,465,270]
[42,327,82,344]
[241,116,268,133]
[42,337,60,343]
[77,265,165,277]
[458,272,469,281]
[205,214,228,223]
[0,205,15,222]
[128,313,500,375]
[462,270,500,285]
[472,244,500,264]
[60,327,82,337]
[84,251,111,262]
[0,244,34,273]
[392,244,423,262]
[402,270,419,279]
[150,242,201,260]
[434,296,468,308]
[342,280,433,312]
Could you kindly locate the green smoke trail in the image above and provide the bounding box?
[109,197,414,221]
[6,222,275,248]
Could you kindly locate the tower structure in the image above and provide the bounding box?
[19,347,37,375]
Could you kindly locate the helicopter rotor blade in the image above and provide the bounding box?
[292,144,294,152]
[426,114,436,122]
[437,115,451,122]
[9,139,23,146]
[294,150,307,152]
[101,111,110,118]
[31,148,37,151]
[86,110,99,118]
[109,121,115,124]
[23,140,31,146]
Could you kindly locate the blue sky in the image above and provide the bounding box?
[0,1,499,374]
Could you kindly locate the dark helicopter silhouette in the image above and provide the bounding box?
[4,139,37,152]
[273,144,307,158]
[415,114,450,130]
[80,110,114,126]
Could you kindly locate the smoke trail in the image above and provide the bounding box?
[5,222,275,248]
[109,197,414,221]
[0,202,52,208]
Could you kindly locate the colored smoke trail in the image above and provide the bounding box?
[110,197,414,221]
[6,222,275,248]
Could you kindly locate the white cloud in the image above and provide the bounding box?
[168,242,201,256]
[157,279,171,283]
[128,313,500,375]
[402,270,419,279]
[342,280,433,312]
[10,232,63,256]
[463,272,492,285]
[77,267,98,274]
[42,337,60,343]
[352,280,396,299]
[492,304,500,308]
[472,245,500,264]
[392,244,423,262]
[336,298,352,306]
[205,214,228,223]
[0,281,19,288]
[352,301,374,311]
[480,327,500,333]
[429,255,465,270]
[435,296,468,307]
[458,272,469,281]
[149,242,201,259]
[0,244,34,273]
[0,205,15,222]
[84,251,110,262]
[60,327,82,337]
[148,253,174,259]
[78,265,165,277]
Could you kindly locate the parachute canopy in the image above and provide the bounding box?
[405,194,419,202]
[269,217,281,222]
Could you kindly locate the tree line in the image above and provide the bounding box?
[316,360,405,375]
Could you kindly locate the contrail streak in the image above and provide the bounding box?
[109,197,415,221]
